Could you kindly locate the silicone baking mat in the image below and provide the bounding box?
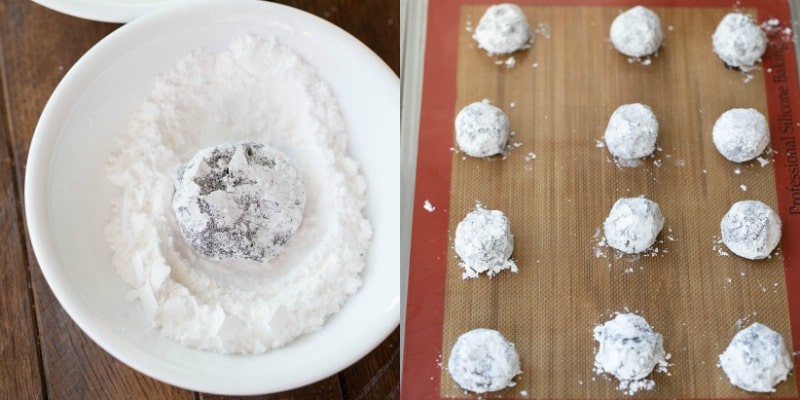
[402,0,800,398]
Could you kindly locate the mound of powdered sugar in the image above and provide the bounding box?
[719,322,793,392]
[106,35,371,354]
[448,328,522,393]
[712,13,767,70]
[609,6,664,58]
[720,200,781,260]
[593,313,670,395]
[472,3,533,56]
[454,203,518,278]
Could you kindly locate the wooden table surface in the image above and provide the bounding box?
[0,0,399,399]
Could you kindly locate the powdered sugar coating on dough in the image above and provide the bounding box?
[472,3,533,56]
[720,200,781,260]
[455,203,518,278]
[172,142,305,262]
[719,323,793,393]
[712,13,767,70]
[712,108,770,163]
[603,196,664,254]
[610,6,664,58]
[455,101,511,158]
[604,103,659,160]
[448,328,521,393]
[594,313,669,395]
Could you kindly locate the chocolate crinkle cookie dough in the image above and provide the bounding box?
[455,203,518,278]
[604,103,659,161]
[172,142,305,262]
[594,313,670,395]
[609,6,664,58]
[455,101,511,158]
[604,196,664,254]
[712,108,770,163]
[719,323,793,393]
[720,200,781,260]
[712,13,767,70]
[448,328,522,394]
[473,3,533,56]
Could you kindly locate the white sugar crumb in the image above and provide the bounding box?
[667,25,674,31]
[525,152,537,161]
[675,159,686,167]
[713,236,730,257]
[734,167,741,174]
[535,22,551,39]
[743,73,754,84]
[520,390,529,396]
[505,56,517,68]
[740,184,748,191]
[757,156,770,167]
[510,101,516,108]
[423,200,436,212]
[642,58,652,66]
[513,142,523,148]
[532,62,540,68]
[595,139,606,148]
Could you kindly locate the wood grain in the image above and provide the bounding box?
[0,37,45,400]
[441,5,793,398]
[0,0,399,398]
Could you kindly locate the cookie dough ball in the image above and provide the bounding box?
[594,313,667,384]
[712,108,770,163]
[455,101,510,158]
[721,200,781,260]
[172,142,305,262]
[610,6,664,58]
[719,323,793,393]
[712,13,767,70]
[604,197,664,254]
[455,203,518,278]
[604,103,659,160]
[448,328,521,393]
[472,3,533,56]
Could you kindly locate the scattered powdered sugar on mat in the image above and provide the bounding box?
[105,35,371,354]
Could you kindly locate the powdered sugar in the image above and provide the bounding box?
[720,200,781,260]
[473,4,533,56]
[105,35,371,354]
[447,328,521,393]
[593,313,670,395]
[719,323,793,392]
[604,103,659,161]
[712,108,770,163]
[712,13,767,70]
[609,6,663,58]
[455,203,518,278]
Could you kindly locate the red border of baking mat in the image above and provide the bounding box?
[403,0,800,399]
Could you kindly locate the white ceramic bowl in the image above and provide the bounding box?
[25,0,399,395]
[31,0,187,23]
